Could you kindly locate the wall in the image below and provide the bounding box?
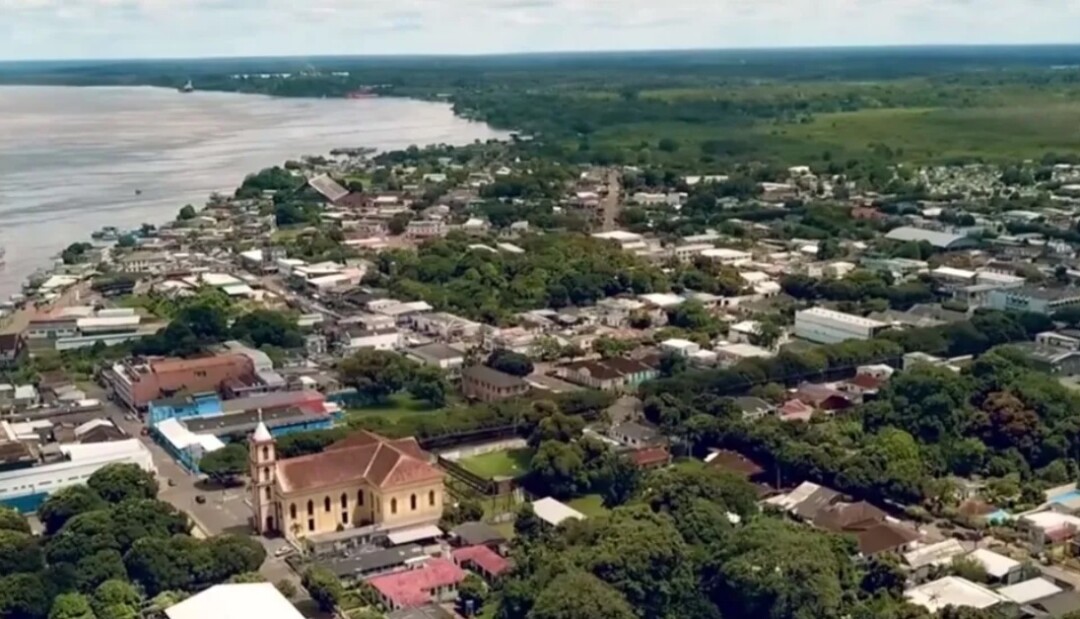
[280,481,444,538]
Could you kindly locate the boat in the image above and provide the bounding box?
[0,246,6,269]
[135,189,142,196]
[179,80,194,93]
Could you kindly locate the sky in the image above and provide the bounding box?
[2,0,1080,60]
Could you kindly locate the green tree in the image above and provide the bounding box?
[406,365,449,407]
[231,310,304,349]
[115,235,137,249]
[199,443,250,485]
[458,574,488,615]
[90,580,141,619]
[338,350,410,404]
[514,504,544,542]
[487,349,534,377]
[88,464,158,504]
[0,506,30,534]
[275,580,298,600]
[528,571,635,619]
[0,530,44,574]
[301,566,344,613]
[528,441,586,498]
[177,205,197,220]
[49,593,95,619]
[593,454,641,508]
[75,550,127,593]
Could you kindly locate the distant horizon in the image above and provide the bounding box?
[5,42,1080,66]
[5,0,1080,62]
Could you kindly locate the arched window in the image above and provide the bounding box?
[390,498,397,515]
[324,496,331,512]
[261,446,269,460]
[290,504,297,519]
[340,493,348,509]
[357,490,364,506]
[306,500,314,516]
[429,490,436,507]
[264,487,271,501]
[410,494,417,511]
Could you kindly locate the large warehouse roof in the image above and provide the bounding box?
[166,583,303,619]
[885,226,976,250]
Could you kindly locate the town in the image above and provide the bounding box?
[4,132,1080,619]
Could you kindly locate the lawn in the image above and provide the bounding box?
[346,393,441,425]
[568,494,609,518]
[459,448,534,480]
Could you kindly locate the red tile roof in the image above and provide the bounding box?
[452,545,511,577]
[276,430,443,493]
[630,447,671,468]
[367,558,466,609]
[847,374,885,391]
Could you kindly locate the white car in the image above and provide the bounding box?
[274,546,291,558]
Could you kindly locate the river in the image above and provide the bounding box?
[0,86,509,296]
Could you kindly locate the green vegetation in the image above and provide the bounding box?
[2,464,265,619]
[459,448,534,479]
[566,494,608,518]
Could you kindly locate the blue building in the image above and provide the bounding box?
[986,286,1080,315]
[148,393,223,426]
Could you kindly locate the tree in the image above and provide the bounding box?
[177,205,197,221]
[49,593,95,619]
[0,530,44,574]
[528,413,585,448]
[199,443,249,485]
[593,454,641,508]
[861,553,906,596]
[88,464,158,504]
[301,566,344,613]
[592,336,636,360]
[487,349,534,377]
[441,498,485,528]
[528,440,586,498]
[116,234,137,249]
[951,555,989,583]
[406,365,449,407]
[62,242,94,265]
[275,580,297,600]
[338,350,410,404]
[231,310,303,349]
[657,138,680,153]
[667,300,714,332]
[458,574,488,616]
[91,580,141,619]
[76,550,128,593]
[528,571,635,619]
[0,506,30,534]
[514,504,544,542]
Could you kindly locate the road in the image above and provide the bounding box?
[599,168,623,231]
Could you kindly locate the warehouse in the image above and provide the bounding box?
[794,307,888,344]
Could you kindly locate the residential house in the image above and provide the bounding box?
[794,383,855,412]
[412,312,482,341]
[556,357,659,392]
[731,396,774,420]
[405,343,466,376]
[367,558,466,611]
[608,421,664,449]
[452,545,511,582]
[461,366,529,402]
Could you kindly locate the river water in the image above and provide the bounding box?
[0,86,508,296]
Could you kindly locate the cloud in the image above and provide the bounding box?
[1,0,1079,60]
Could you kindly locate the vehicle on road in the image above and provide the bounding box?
[274,546,291,557]
[167,478,176,487]
[195,495,206,504]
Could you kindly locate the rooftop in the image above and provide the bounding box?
[968,548,1021,578]
[276,431,442,494]
[462,365,527,389]
[885,226,973,249]
[165,583,303,619]
[796,307,887,328]
[998,577,1062,605]
[452,545,511,577]
[368,557,466,609]
[905,576,1007,613]
[532,497,586,527]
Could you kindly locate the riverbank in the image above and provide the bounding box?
[0,85,509,297]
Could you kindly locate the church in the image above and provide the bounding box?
[248,422,446,539]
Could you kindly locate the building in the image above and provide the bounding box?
[794,307,888,344]
[412,312,482,340]
[531,497,585,527]
[405,343,466,374]
[556,358,658,392]
[116,251,171,274]
[1008,342,1080,376]
[885,227,977,251]
[461,366,529,402]
[405,219,447,240]
[341,327,402,352]
[904,576,1008,613]
[700,248,752,266]
[0,439,155,512]
[987,286,1080,315]
[367,558,466,611]
[452,545,511,581]
[105,354,255,411]
[249,428,445,539]
[166,583,303,619]
[608,421,663,448]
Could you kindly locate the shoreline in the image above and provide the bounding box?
[0,85,510,299]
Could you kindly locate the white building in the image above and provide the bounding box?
[166,583,303,619]
[700,248,752,266]
[794,307,888,344]
[904,576,1007,613]
[660,338,700,357]
[531,497,586,527]
[0,439,155,512]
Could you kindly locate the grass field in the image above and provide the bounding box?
[568,494,609,518]
[459,448,533,479]
[347,393,440,422]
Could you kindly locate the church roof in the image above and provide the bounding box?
[252,421,273,443]
[275,430,442,493]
